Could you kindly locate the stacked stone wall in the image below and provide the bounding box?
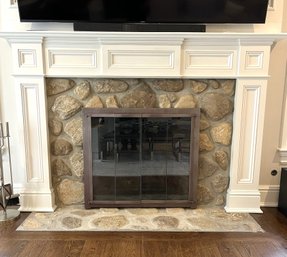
[46,78,235,207]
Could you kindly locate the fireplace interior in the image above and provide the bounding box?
[83,108,200,208]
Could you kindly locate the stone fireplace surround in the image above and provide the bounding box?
[1,31,285,213]
[47,78,233,208]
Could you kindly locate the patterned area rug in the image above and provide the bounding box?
[17,205,264,232]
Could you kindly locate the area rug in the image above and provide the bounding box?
[17,205,264,232]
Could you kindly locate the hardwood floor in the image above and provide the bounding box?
[0,207,287,257]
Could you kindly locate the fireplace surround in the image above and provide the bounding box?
[0,31,284,213]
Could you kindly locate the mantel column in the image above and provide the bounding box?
[225,41,272,213]
[10,38,56,212]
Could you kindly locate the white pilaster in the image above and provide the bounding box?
[11,39,56,212]
[225,79,268,213]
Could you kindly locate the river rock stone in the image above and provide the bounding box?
[211,174,229,193]
[190,80,208,93]
[127,208,159,215]
[215,195,225,206]
[201,93,233,121]
[200,115,210,131]
[167,93,177,102]
[74,80,91,100]
[199,133,214,152]
[57,179,84,205]
[106,95,119,108]
[199,157,219,180]
[48,119,63,136]
[197,184,214,204]
[93,215,129,228]
[52,159,72,177]
[152,79,183,92]
[221,80,235,96]
[64,118,83,146]
[51,139,73,156]
[46,79,75,96]
[62,216,82,229]
[70,151,84,177]
[211,123,232,145]
[214,150,229,170]
[153,216,179,229]
[209,80,220,89]
[121,83,156,108]
[85,95,104,108]
[92,79,129,93]
[159,94,171,108]
[52,95,82,120]
[174,95,196,108]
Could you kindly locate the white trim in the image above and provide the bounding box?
[259,185,280,207]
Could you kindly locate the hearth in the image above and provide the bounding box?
[83,108,200,208]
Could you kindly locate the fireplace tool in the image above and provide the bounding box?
[0,122,20,222]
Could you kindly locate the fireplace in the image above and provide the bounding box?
[0,31,281,213]
[83,108,200,208]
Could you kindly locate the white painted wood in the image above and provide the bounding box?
[239,46,271,76]
[14,76,56,212]
[0,31,284,212]
[102,45,180,77]
[226,79,268,213]
[183,48,237,76]
[45,48,99,76]
[11,42,44,75]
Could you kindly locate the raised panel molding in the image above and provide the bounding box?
[239,46,271,76]
[102,45,180,77]
[18,49,37,68]
[245,51,264,70]
[47,50,97,68]
[20,83,44,183]
[183,50,236,77]
[12,43,44,75]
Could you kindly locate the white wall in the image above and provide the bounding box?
[0,0,287,205]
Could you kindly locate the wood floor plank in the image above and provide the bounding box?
[80,239,141,257]
[179,241,222,257]
[0,240,28,257]
[142,241,179,257]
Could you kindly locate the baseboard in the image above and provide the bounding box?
[259,185,279,207]
[225,190,262,213]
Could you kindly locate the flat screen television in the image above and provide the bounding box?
[17,0,270,32]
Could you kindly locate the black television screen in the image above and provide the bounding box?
[17,0,269,31]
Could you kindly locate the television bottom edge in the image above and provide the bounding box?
[73,22,206,32]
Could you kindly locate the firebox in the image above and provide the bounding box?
[83,108,200,208]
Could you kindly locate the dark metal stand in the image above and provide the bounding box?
[0,122,20,223]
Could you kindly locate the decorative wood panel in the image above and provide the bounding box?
[46,49,99,76]
[102,45,180,77]
[183,49,236,77]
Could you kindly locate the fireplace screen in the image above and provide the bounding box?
[83,108,200,208]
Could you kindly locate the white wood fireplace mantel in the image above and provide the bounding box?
[1,31,286,213]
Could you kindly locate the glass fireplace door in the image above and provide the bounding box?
[114,117,141,201]
[85,108,200,208]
